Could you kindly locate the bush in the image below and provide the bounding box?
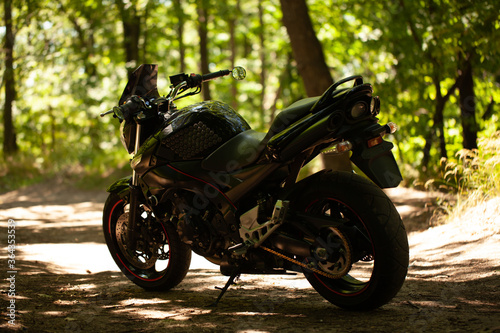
[427,132,500,196]
[0,153,44,193]
[0,147,130,193]
[425,132,500,223]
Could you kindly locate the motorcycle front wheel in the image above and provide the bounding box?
[103,193,191,290]
[293,171,409,310]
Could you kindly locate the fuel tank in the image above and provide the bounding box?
[157,100,251,161]
[131,100,251,175]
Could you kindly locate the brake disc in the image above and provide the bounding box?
[115,212,158,269]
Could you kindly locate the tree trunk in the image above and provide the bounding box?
[280,0,348,171]
[458,55,478,150]
[258,0,266,123]
[3,0,18,156]
[421,76,461,170]
[229,0,240,110]
[173,0,186,73]
[116,0,141,75]
[279,0,333,97]
[197,0,211,101]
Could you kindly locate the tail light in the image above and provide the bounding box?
[367,136,384,148]
[366,122,397,148]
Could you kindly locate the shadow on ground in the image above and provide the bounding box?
[3,256,499,333]
[1,183,499,332]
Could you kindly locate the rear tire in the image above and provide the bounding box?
[103,193,191,290]
[293,171,408,310]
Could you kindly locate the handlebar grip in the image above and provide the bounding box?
[120,100,139,114]
[201,69,231,82]
[185,70,231,88]
[114,98,140,120]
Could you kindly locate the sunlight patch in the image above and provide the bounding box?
[118,298,170,306]
[14,243,118,274]
[113,307,211,320]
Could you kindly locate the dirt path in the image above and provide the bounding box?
[1,182,499,332]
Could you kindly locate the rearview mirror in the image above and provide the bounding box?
[232,66,246,80]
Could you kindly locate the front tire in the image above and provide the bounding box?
[103,193,191,290]
[293,171,409,310]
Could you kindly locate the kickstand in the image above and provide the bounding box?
[209,268,241,307]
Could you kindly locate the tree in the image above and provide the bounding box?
[344,0,500,173]
[398,0,499,167]
[197,0,211,100]
[173,0,187,73]
[258,0,266,118]
[459,53,478,150]
[280,0,354,171]
[228,0,241,110]
[2,0,498,185]
[279,0,333,97]
[2,0,18,156]
[116,0,141,75]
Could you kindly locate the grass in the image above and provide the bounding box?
[425,132,500,225]
[0,149,131,194]
[0,154,44,194]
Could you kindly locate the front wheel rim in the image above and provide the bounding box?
[108,199,172,282]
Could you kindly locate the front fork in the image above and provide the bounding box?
[126,122,143,251]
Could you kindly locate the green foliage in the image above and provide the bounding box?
[425,132,500,224]
[0,153,43,193]
[326,0,500,181]
[426,132,500,197]
[1,0,499,191]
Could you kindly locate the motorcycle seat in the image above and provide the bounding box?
[263,96,319,141]
[201,130,267,171]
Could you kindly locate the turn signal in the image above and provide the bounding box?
[322,141,353,154]
[385,122,398,134]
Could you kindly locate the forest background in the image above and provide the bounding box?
[1,0,500,197]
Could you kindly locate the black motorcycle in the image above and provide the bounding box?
[100,64,408,310]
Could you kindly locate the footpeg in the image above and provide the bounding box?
[228,242,252,256]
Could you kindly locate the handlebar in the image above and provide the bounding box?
[102,68,238,118]
[185,69,231,88]
[202,69,232,82]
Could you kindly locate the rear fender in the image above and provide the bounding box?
[278,170,347,237]
[280,170,328,203]
[350,140,402,188]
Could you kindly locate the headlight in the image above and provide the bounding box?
[120,121,135,153]
[350,102,368,118]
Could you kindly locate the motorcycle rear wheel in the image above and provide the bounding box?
[103,193,191,290]
[294,171,409,310]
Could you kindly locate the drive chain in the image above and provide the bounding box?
[260,245,341,279]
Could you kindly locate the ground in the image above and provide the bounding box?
[0,181,499,332]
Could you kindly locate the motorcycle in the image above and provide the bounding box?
[100,64,409,310]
